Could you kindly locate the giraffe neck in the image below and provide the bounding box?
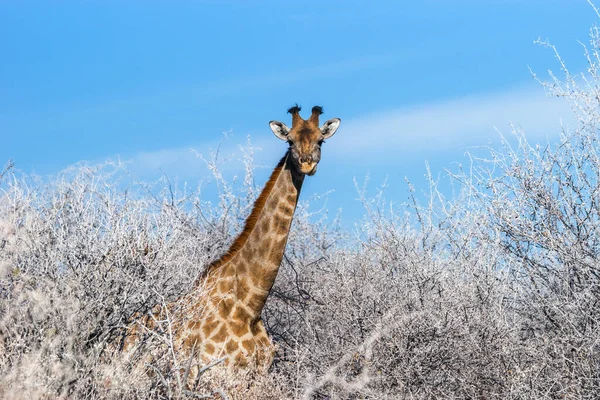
[202,151,304,320]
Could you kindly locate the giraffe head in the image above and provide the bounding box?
[269,105,341,176]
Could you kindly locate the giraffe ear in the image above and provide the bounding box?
[320,118,341,139]
[270,121,290,141]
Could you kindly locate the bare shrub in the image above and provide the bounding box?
[0,154,265,398]
[265,178,521,399]
[2,13,600,400]
[266,15,600,400]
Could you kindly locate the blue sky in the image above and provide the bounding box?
[1,1,596,224]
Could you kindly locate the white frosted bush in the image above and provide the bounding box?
[1,14,600,400]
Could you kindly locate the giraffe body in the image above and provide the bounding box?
[178,153,303,367]
[124,105,340,369]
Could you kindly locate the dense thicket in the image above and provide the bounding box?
[1,23,600,400]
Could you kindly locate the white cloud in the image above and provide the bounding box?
[121,134,282,182]
[332,85,574,157]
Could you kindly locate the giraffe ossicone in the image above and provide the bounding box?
[124,105,341,370]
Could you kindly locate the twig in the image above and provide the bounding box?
[0,159,13,183]
[193,356,227,391]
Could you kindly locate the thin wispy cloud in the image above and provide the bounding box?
[123,135,280,182]
[332,85,573,157]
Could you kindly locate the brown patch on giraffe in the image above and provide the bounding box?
[210,324,228,343]
[218,280,232,294]
[258,244,268,259]
[273,214,288,235]
[236,279,251,300]
[248,272,262,289]
[241,246,252,260]
[225,339,239,353]
[233,305,251,323]
[237,261,247,274]
[253,268,281,290]
[250,321,261,336]
[202,320,218,338]
[256,334,271,348]
[260,219,270,234]
[249,269,276,291]
[183,334,200,350]
[241,339,256,354]
[248,261,263,282]
[204,314,217,326]
[207,286,221,301]
[280,204,294,216]
[247,293,265,314]
[204,342,215,355]
[218,297,235,319]
[186,320,200,330]
[229,319,250,337]
[265,197,276,211]
[197,153,289,284]
[269,247,285,266]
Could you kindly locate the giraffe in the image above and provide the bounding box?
[125,105,341,370]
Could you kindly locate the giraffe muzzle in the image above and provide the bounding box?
[300,162,318,176]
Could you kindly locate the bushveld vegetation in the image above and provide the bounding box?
[2,20,600,400]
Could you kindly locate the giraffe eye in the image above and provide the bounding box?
[318,140,325,145]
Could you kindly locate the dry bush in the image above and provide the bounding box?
[264,18,600,400]
[265,182,521,399]
[2,15,600,400]
[0,152,276,398]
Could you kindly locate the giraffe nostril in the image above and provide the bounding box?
[300,155,312,164]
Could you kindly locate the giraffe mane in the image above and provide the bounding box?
[198,151,289,281]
